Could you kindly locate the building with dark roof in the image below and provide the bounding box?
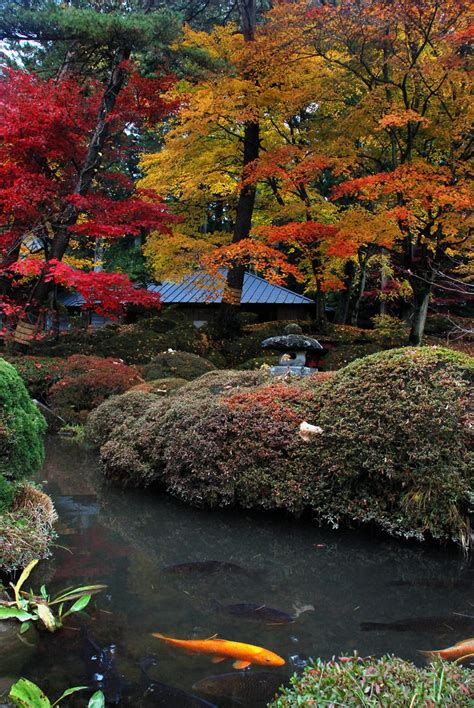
[58,269,315,328]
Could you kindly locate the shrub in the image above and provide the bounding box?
[164,382,311,510]
[0,474,16,513]
[371,314,409,345]
[100,398,169,487]
[298,347,473,544]
[98,370,270,487]
[271,656,473,707]
[85,390,159,447]
[3,356,65,400]
[129,378,188,394]
[30,317,215,364]
[321,342,382,370]
[49,355,142,422]
[0,358,46,498]
[142,351,216,381]
[172,369,270,399]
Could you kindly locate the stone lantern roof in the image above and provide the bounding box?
[261,333,324,352]
[261,324,324,376]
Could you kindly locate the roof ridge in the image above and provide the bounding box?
[244,270,314,303]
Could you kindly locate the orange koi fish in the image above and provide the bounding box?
[420,638,474,662]
[152,632,285,670]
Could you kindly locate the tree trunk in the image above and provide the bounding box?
[379,247,388,316]
[223,0,258,305]
[334,259,356,324]
[409,277,432,345]
[314,278,326,327]
[351,251,369,326]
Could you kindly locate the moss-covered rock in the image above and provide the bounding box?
[142,351,216,381]
[98,348,472,546]
[271,656,473,707]
[0,358,46,506]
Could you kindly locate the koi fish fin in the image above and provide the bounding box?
[152,632,167,641]
[454,652,474,664]
[293,602,315,618]
[204,633,219,640]
[211,656,226,663]
[233,660,251,670]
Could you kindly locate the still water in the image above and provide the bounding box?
[5,438,474,705]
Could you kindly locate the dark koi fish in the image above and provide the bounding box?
[193,671,286,707]
[164,561,250,575]
[140,658,217,707]
[361,614,474,633]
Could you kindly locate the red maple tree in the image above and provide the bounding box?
[0,67,179,324]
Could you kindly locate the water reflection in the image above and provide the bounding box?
[3,438,472,706]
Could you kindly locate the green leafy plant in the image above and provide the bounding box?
[9,678,104,708]
[0,560,106,633]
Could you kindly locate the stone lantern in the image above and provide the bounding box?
[261,324,324,376]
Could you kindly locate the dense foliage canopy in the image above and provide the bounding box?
[0,0,470,343]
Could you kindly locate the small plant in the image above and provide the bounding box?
[58,423,86,443]
[271,655,473,707]
[371,314,409,345]
[9,678,104,708]
[0,560,106,633]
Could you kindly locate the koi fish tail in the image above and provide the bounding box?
[152,632,167,641]
[418,650,439,661]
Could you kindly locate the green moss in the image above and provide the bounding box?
[0,358,46,484]
[271,656,473,707]
[0,475,15,513]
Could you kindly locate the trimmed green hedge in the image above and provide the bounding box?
[0,358,46,508]
[271,656,473,707]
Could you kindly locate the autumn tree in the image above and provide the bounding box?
[139,8,333,303]
[295,0,473,343]
[0,2,180,330]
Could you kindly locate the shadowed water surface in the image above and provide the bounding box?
[3,438,473,706]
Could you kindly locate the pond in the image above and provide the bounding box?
[4,438,474,706]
